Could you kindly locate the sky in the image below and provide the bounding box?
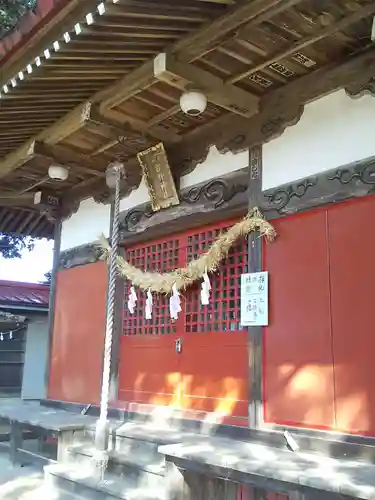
[0,239,54,283]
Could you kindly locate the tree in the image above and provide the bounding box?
[0,0,37,36]
[41,270,52,284]
[0,234,35,259]
[0,2,38,258]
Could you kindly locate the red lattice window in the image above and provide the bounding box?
[122,219,247,335]
[122,236,181,336]
[185,223,247,333]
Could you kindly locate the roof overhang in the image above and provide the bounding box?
[0,0,374,238]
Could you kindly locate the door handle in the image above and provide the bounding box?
[175,338,183,354]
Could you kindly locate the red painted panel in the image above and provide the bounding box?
[48,262,107,404]
[264,211,335,429]
[181,221,248,419]
[118,218,248,422]
[181,332,248,417]
[328,196,375,436]
[118,336,180,406]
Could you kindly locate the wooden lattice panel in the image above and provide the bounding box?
[123,218,247,336]
[123,237,181,336]
[185,223,247,333]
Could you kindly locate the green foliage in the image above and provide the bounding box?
[0,234,35,259]
[0,0,37,36]
[0,2,38,256]
[41,270,52,284]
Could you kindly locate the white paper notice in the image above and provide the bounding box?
[240,272,268,326]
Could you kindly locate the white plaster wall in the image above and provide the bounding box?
[61,89,375,250]
[61,181,150,250]
[60,147,248,250]
[263,89,375,190]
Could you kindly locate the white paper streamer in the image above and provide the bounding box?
[145,288,153,320]
[9,331,12,340]
[200,268,212,306]
[127,286,137,314]
[170,283,182,320]
[0,334,3,341]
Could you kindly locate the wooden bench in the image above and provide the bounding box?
[159,436,375,500]
[0,400,98,466]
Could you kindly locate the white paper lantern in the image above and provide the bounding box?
[48,165,69,181]
[180,90,207,116]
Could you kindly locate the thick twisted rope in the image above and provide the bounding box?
[94,165,122,469]
[99,207,276,293]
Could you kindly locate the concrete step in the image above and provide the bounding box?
[85,421,196,450]
[69,444,166,479]
[82,422,197,471]
[44,463,167,500]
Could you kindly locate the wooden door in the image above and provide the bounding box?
[118,219,249,424]
[119,234,184,407]
[180,221,248,425]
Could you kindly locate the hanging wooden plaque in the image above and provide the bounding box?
[137,142,179,212]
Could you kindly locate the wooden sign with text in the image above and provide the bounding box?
[137,142,179,212]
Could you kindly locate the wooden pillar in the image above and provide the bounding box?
[247,144,263,429]
[44,217,62,398]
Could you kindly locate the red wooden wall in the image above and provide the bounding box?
[48,261,107,404]
[47,195,375,436]
[264,195,375,436]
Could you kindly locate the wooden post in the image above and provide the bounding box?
[44,217,62,398]
[9,420,22,466]
[247,145,263,429]
[57,429,75,463]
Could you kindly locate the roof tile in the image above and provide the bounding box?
[0,280,49,308]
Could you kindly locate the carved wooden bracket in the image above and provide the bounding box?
[345,76,375,99]
[58,243,106,271]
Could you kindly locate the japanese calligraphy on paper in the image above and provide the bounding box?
[240,272,268,326]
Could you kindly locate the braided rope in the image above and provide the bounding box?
[95,165,121,457]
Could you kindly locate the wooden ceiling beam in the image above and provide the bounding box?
[0,193,36,208]
[0,102,91,180]
[154,52,259,117]
[173,0,305,62]
[228,2,375,84]
[104,2,209,23]
[95,106,181,144]
[0,0,315,189]
[32,142,106,178]
[96,0,302,110]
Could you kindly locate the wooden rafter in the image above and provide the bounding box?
[0,0,304,184]
[1,0,374,216]
[174,0,305,62]
[153,52,259,117]
[97,0,304,109]
[32,142,106,178]
[228,2,375,84]
[0,103,92,180]
[93,106,180,144]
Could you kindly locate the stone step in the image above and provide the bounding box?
[69,444,166,479]
[44,463,167,500]
[86,421,197,449]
